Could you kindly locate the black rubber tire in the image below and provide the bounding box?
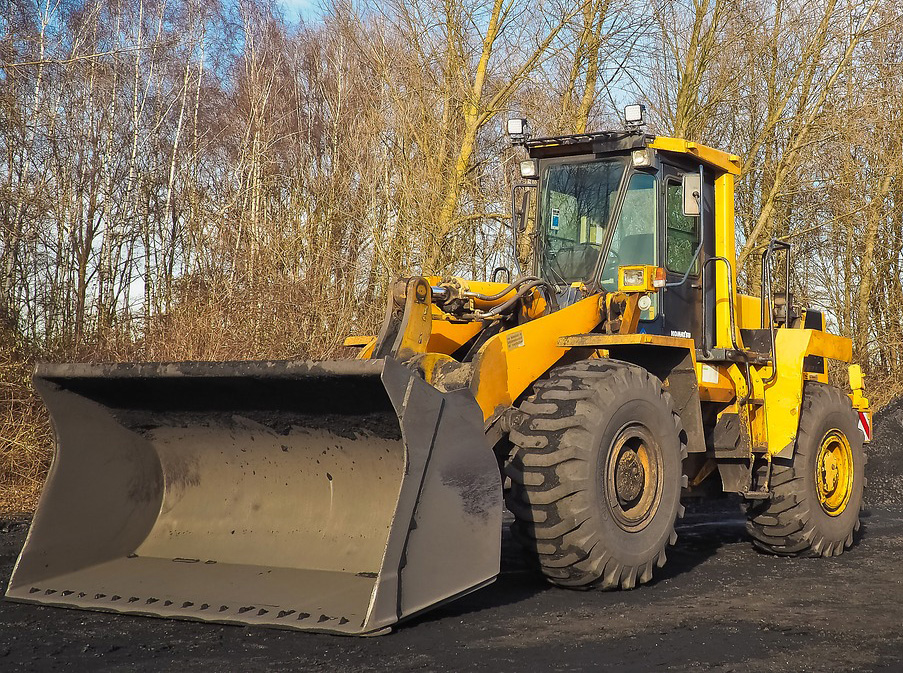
[746,382,866,557]
[505,359,687,590]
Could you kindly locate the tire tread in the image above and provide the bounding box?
[506,359,685,589]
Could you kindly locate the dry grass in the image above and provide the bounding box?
[0,484,41,517]
[864,371,903,412]
[139,276,363,363]
[0,341,52,516]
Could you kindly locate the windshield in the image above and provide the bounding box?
[599,172,657,291]
[539,158,627,284]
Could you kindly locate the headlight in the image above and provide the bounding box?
[622,268,645,288]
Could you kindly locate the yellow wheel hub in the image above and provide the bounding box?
[815,430,853,516]
[605,423,663,533]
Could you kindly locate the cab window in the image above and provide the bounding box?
[665,180,699,275]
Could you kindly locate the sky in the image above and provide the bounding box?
[275,0,322,21]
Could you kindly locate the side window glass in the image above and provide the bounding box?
[666,180,699,275]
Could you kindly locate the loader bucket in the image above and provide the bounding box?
[6,357,501,635]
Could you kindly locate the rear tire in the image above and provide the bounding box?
[746,383,865,556]
[505,360,686,589]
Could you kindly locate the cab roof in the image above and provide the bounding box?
[525,131,742,176]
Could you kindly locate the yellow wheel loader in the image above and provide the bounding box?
[7,107,872,635]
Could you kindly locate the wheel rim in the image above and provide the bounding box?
[815,429,854,516]
[604,423,664,532]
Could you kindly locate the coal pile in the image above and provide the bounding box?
[865,396,903,506]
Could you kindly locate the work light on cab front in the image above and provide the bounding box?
[519,159,538,179]
[618,265,666,293]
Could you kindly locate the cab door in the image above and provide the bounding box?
[660,163,713,348]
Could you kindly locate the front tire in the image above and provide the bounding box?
[505,360,687,590]
[747,383,865,556]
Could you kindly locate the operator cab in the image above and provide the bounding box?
[508,108,725,347]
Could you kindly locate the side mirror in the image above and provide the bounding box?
[682,173,701,217]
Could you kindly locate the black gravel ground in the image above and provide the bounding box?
[2,402,902,672]
[865,397,903,505]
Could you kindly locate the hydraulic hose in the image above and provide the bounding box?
[462,276,544,302]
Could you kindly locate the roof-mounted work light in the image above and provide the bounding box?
[624,104,646,129]
[506,117,531,144]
